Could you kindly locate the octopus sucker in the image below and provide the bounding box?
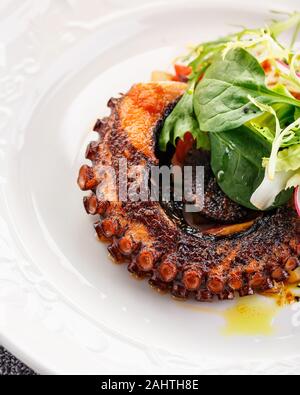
[78,81,300,302]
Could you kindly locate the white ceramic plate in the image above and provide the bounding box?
[1,0,300,375]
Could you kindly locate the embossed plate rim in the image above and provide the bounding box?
[0,0,300,375]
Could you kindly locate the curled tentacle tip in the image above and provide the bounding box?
[79,84,300,303]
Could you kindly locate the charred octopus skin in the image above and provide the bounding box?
[78,82,300,302]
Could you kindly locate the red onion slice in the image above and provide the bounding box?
[295,186,300,217]
[276,59,300,77]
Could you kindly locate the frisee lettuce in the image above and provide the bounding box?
[263,144,300,172]
[248,97,300,209]
[221,28,289,62]
[249,96,293,179]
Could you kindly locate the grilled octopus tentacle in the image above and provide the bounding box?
[78,82,300,302]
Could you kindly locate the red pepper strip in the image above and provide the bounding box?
[291,92,300,100]
[261,59,272,74]
[175,132,195,164]
[175,64,192,77]
[295,186,300,217]
[173,64,192,82]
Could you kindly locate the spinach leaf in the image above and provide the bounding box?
[159,79,210,152]
[194,48,300,133]
[159,38,232,152]
[210,126,292,209]
[188,38,234,80]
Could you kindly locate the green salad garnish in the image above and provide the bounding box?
[159,11,300,211]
